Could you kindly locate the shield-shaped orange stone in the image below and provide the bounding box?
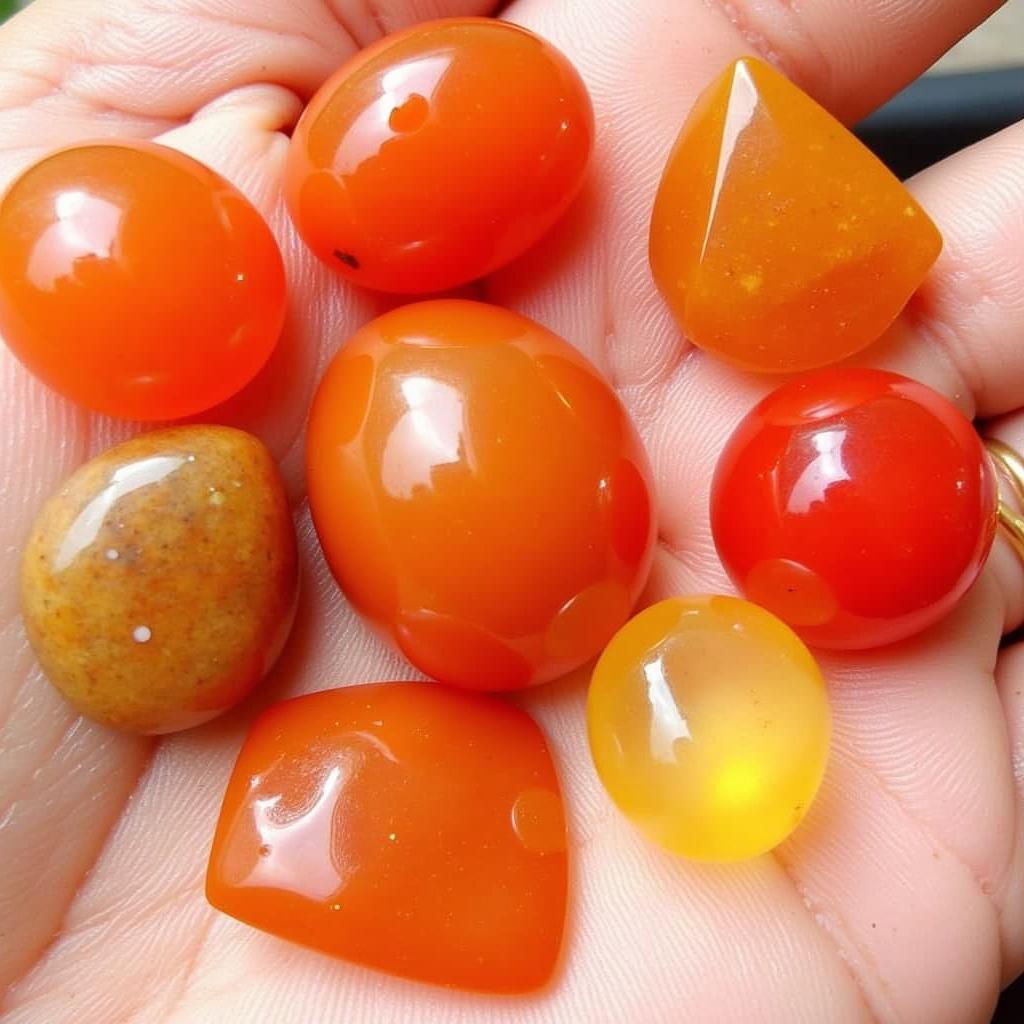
[206,683,568,993]
[649,57,942,373]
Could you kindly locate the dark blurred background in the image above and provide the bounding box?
[0,0,1022,1019]
[856,66,1024,179]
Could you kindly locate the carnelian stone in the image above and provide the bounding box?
[285,18,593,293]
[711,369,997,649]
[649,58,942,373]
[0,141,286,420]
[206,682,568,993]
[305,299,656,690]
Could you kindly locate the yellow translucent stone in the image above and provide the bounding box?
[587,596,830,861]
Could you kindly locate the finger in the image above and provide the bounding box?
[0,657,149,991]
[865,120,1024,419]
[982,409,1024,633]
[0,0,497,164]
[700,0,1005,123]
[994,640,1024,982]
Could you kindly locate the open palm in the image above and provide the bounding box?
[3,1,1024,1021]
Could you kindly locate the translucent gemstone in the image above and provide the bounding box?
[587,596,830,861]
[649,57,942,373]
[206,682,568,993]
[711,368,997,649]
[305,299,656,690]
[0,141,285,419]
[285,19,593,293]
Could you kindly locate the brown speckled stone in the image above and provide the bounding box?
[21,426,299,734]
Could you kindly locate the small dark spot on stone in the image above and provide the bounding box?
[871,922,876,929]
[334,249,360,270]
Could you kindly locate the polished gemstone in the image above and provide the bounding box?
[207,682,568,993]
[285,18,593,293]
[306,299,656,690]
[20,426,298,733]
[711,368,997,649]
[587,596,830,861]
[649,58,942,372]
[0,141,285,419]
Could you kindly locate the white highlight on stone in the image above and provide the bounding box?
[133,625,152,643]
[105,548,119,561]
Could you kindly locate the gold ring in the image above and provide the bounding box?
[985,439,1024,561]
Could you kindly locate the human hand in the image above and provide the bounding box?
[2,1,1023,1021]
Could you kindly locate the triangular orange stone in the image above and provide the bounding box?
[649,57,942,372]
[206,683,568,993]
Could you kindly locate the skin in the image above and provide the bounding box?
[0,0,1023,1021]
